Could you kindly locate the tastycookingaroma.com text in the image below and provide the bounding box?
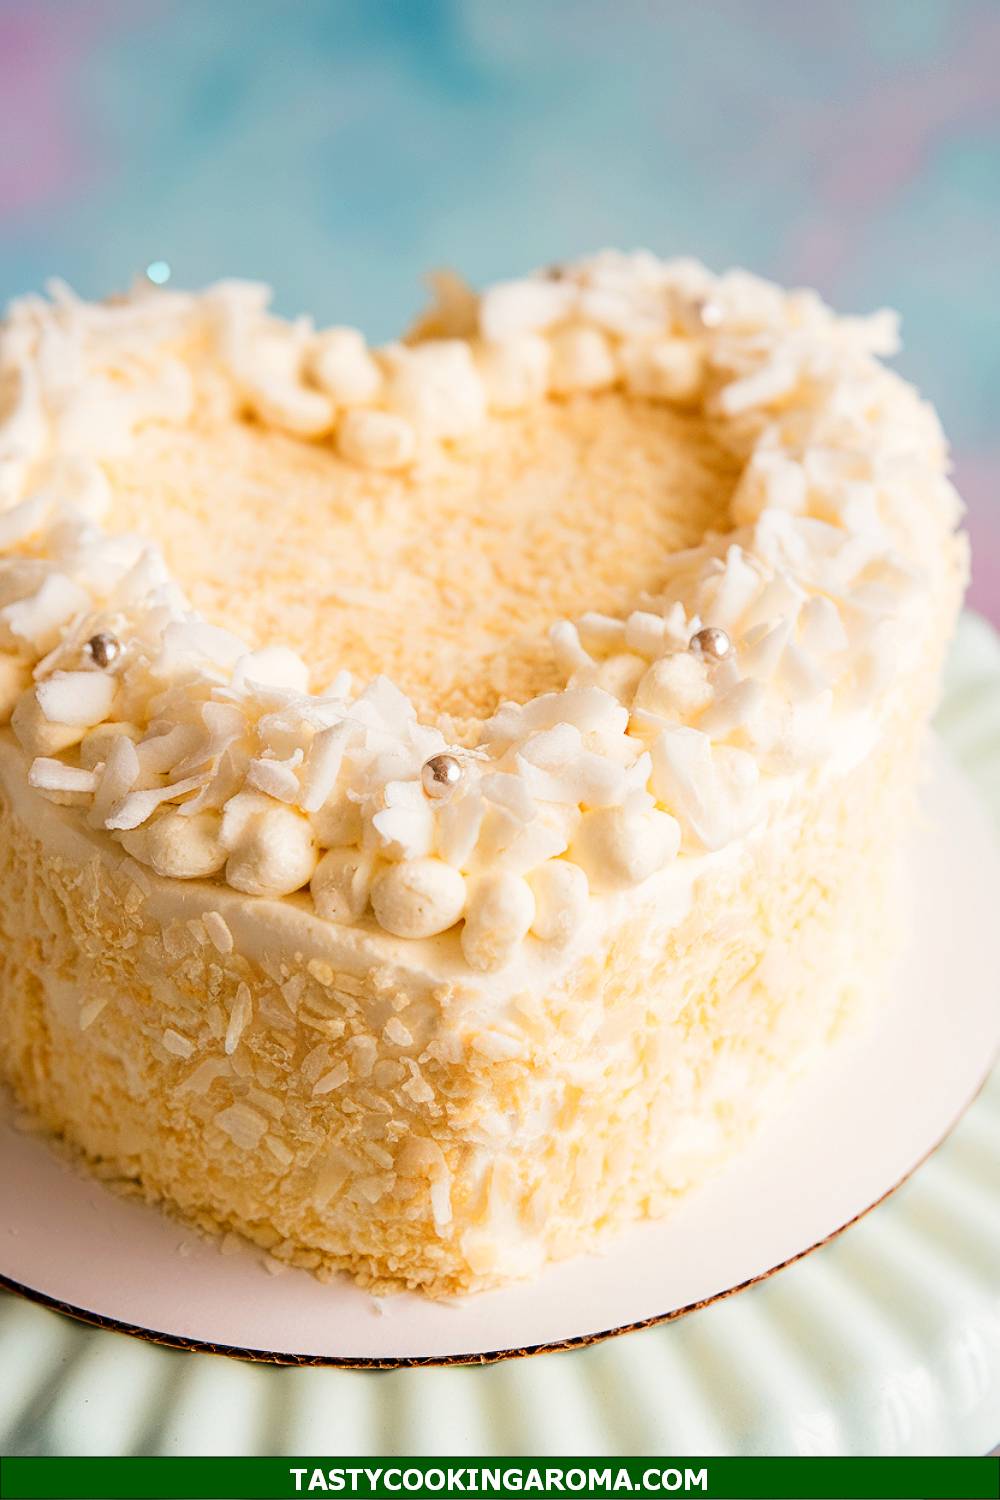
[289,1469,710,1494]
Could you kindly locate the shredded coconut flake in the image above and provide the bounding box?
[28,758,98,793]
[36,670,116,726]
[312,1062,350,1096]
[203,910,234,954]
[224,982,252,1055]
[383,1017,413,1048]
[264,1135,294,1167]
[214,1101,269,1150]
[162,1027,195,1058]
[79,996,107,1031]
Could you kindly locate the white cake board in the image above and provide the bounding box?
[3,742,999,1366]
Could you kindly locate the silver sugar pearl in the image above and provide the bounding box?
[689,626,732,662]
[421,753,463,799]
[85,631,122,670]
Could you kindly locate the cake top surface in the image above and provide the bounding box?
[104,391,738,734]
[0,251,964,974]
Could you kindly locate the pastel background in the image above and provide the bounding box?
[1,0,997,621]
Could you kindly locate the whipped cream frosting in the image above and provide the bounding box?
[0,252,965,971]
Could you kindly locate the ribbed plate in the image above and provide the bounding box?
[2,613,999,1454]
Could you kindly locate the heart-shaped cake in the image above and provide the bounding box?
[0,253,966,1294]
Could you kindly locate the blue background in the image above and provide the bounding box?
[2,0,997,616]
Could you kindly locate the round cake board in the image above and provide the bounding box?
[3,742,998,1366]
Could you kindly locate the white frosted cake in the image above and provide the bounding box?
[0,253,966,1294]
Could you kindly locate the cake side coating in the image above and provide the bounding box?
[0,609,954,1294]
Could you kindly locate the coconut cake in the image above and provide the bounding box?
[0,253,967,1294]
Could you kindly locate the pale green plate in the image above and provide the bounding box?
[3,614,999,1457]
